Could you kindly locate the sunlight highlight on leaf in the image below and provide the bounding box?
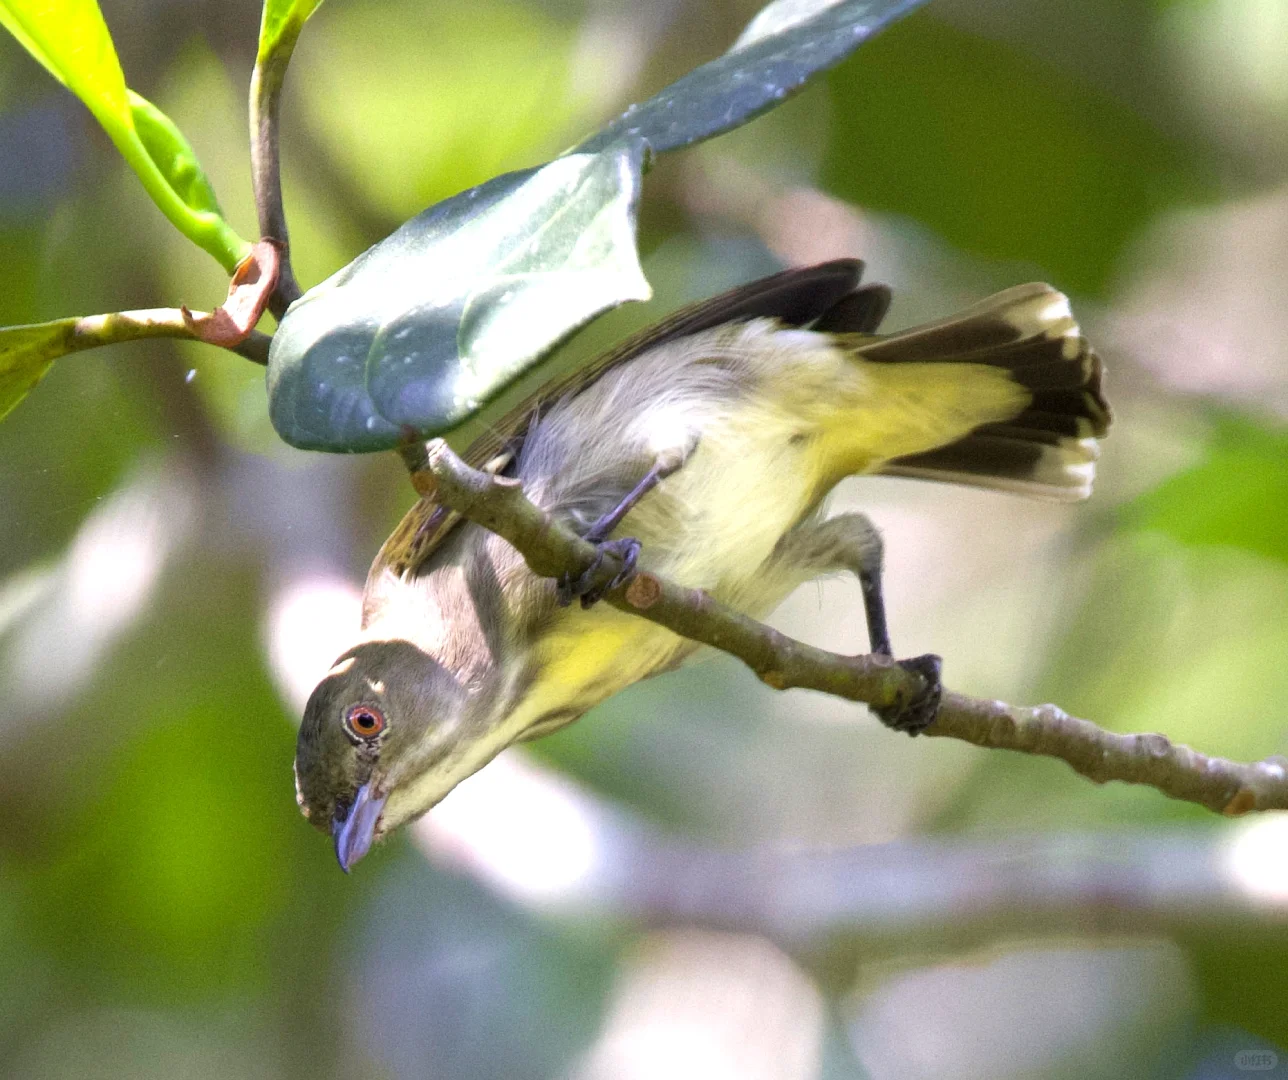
[268,142,651,451]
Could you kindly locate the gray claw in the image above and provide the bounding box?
[873,653,943,735]
[557,538,641,609]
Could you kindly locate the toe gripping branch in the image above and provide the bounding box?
[872,653,943,735]
[557,536,642,609]
[556,450,688,610]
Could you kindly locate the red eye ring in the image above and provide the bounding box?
[345,704,386,739]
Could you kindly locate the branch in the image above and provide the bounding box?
[68,308,271,364]
[422,438,1288,817]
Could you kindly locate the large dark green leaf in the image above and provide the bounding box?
[268,142,650,451]
[578,0,925,155]
[268,0,926,452]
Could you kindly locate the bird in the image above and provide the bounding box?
[293,259,1111,870]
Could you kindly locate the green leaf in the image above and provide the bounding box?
[268,142,651,451]
[0,321,74,422]
[126,91,225,221]
[0,0,123,105]
[1130,418,1288,566]
[578,0,926,155]
[269,0,925,452]
[257,0,325,63]
[821,15,1213,296]
[0,0,248,271]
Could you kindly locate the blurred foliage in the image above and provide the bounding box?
[822,12,1214,296]
[1132,415,1288,565]
[2,0,1288,1078]
[296,0,588,220]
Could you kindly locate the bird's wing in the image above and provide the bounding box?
[365,259,871,600]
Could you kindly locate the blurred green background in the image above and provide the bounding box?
[2,1,1287,1077]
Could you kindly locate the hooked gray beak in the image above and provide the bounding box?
[333,781,387,873]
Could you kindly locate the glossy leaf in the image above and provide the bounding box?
[579,0,925,156]
[268,142,650,451]
[269,0,924,451]
[0,0,248,271]
[0,322,69,421]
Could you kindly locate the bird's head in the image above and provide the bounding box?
[294,638,472,870]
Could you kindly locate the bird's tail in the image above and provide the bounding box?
[850,284,1111,501]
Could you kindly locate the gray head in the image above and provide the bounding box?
[294,638,471,871]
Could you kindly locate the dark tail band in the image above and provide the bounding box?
[857,284,1111,501]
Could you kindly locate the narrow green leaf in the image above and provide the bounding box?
[0,321,74,422]
[257,0,325,62]
[268,142,651,451]
[0,0,125,109]
[127,91,225,220]
[0,0,249,271]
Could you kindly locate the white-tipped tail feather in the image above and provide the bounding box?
[861,284,1111,501]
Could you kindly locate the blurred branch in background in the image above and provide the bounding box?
[412,750,1288,944]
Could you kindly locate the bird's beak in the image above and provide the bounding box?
[332,781,387,873]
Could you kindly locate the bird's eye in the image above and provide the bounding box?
[345,704,386,739]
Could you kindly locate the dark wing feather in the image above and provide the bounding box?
[368,260,870,590]
[812,284,891,334]
[458,259,866,470]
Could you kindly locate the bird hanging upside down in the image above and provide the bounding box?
[293,259,1111,870]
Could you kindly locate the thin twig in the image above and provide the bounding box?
[422,438,1288,817]
[64,309,272,364]
[249,51,303,319]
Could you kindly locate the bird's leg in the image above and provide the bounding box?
[766,513,942,734]
[584,447,689,543]
[558,445,690,609]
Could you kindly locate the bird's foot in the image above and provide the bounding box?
[872,653,943,735]
[556,537,642,609]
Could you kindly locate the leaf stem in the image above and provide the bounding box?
[250,35,305,320]
[65,308,271,364]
